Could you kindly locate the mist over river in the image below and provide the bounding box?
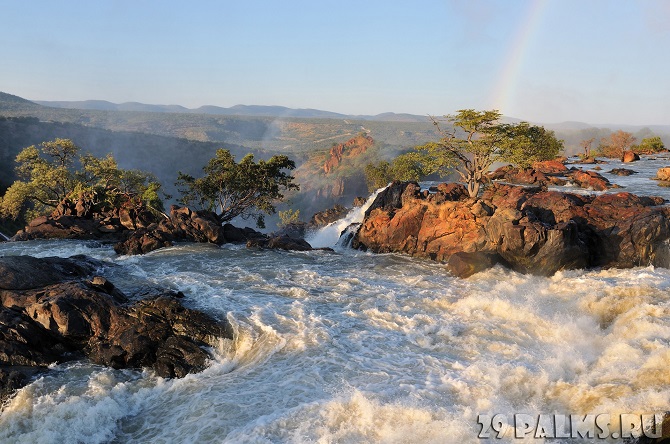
[2,156,670,443]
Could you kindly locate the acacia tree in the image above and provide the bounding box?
[176,149,299,228]
[598,130,636,160]
[416,109,563,197]
[0,138,165,221]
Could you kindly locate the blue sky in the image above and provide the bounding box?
[1,0,668,125]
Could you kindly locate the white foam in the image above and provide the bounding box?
[2,237,670,442]
[306,185,388,249]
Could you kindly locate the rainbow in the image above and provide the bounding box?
[488,0,549,115]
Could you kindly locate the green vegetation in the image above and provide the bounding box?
[0,138,164,222]
[277,208,301,227]
[634,136,666,154]
[176,149,299,228]
[364,152,426,191]
[415,110,563,197]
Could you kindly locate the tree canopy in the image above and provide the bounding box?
[0,138,164,221]
[634,136,666,154]
[364,152,426,191]
[597,130,636,160]
[176,149,299,228]
[416,109,563,197]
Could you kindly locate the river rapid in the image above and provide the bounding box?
[2,156,670,443]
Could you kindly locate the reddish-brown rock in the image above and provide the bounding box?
[532,159,569,175]
[566,169,611,191]
[656,167,670,181]
[323,134,374,174]
[622,151,640,162]
[352,182,670,277]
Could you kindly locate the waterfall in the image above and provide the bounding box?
[306,185,387,249]
[0,231,9,242]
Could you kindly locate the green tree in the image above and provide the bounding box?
[416,109,562,197]
[364,152,427,191]
[277,208,301,227]
[634,136,666,154]
[0,138,165,221]
[176,149,299,228]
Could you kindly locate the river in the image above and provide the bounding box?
[1,156,670,443]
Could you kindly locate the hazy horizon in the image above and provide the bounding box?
[2,0,669,126]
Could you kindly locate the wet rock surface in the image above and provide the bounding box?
[0,255,232,403]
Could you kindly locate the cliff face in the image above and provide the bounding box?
[323,134,374,174]
[353,181,670,277]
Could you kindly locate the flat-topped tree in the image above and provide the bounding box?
[416,109,563,197]
[176,149,299,228]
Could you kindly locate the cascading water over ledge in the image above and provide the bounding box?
[305,185,388,249]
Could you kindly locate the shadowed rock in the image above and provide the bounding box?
[0,255,232,402]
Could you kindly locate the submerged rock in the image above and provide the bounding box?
[608,168,637,176]
[352,182,670,277]
[247,235,313,251]
[0,255,232,402]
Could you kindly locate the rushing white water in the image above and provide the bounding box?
[1,158,670,443]
[306,186,387,249]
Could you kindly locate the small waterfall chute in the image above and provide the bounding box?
[306,185,387,249]
[0,231,10,242]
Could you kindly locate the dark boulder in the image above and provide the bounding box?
[0,256,232,402]
[247,235,313,251]
[114,205,269,255]
[309,204,350,227]
[272,222,307,239]
[608,168,637,176]
[364,181,416,218]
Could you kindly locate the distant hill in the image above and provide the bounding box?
[34,98,431,122]
[5,90,670,162]
[0,92,43,111]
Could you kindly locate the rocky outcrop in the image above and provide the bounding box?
[568,169,612,190]
[655,168,670,181]
[0,255,232,402]
[352,181,670,277]
[309,204,350,227]
[114,205,265,255]
[488,161,612,190]
[12,198,160,241]
[323,134,374,174]
[623,151,640,162]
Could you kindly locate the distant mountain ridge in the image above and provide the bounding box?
[1,92,667,134]
[33,98,431,122]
